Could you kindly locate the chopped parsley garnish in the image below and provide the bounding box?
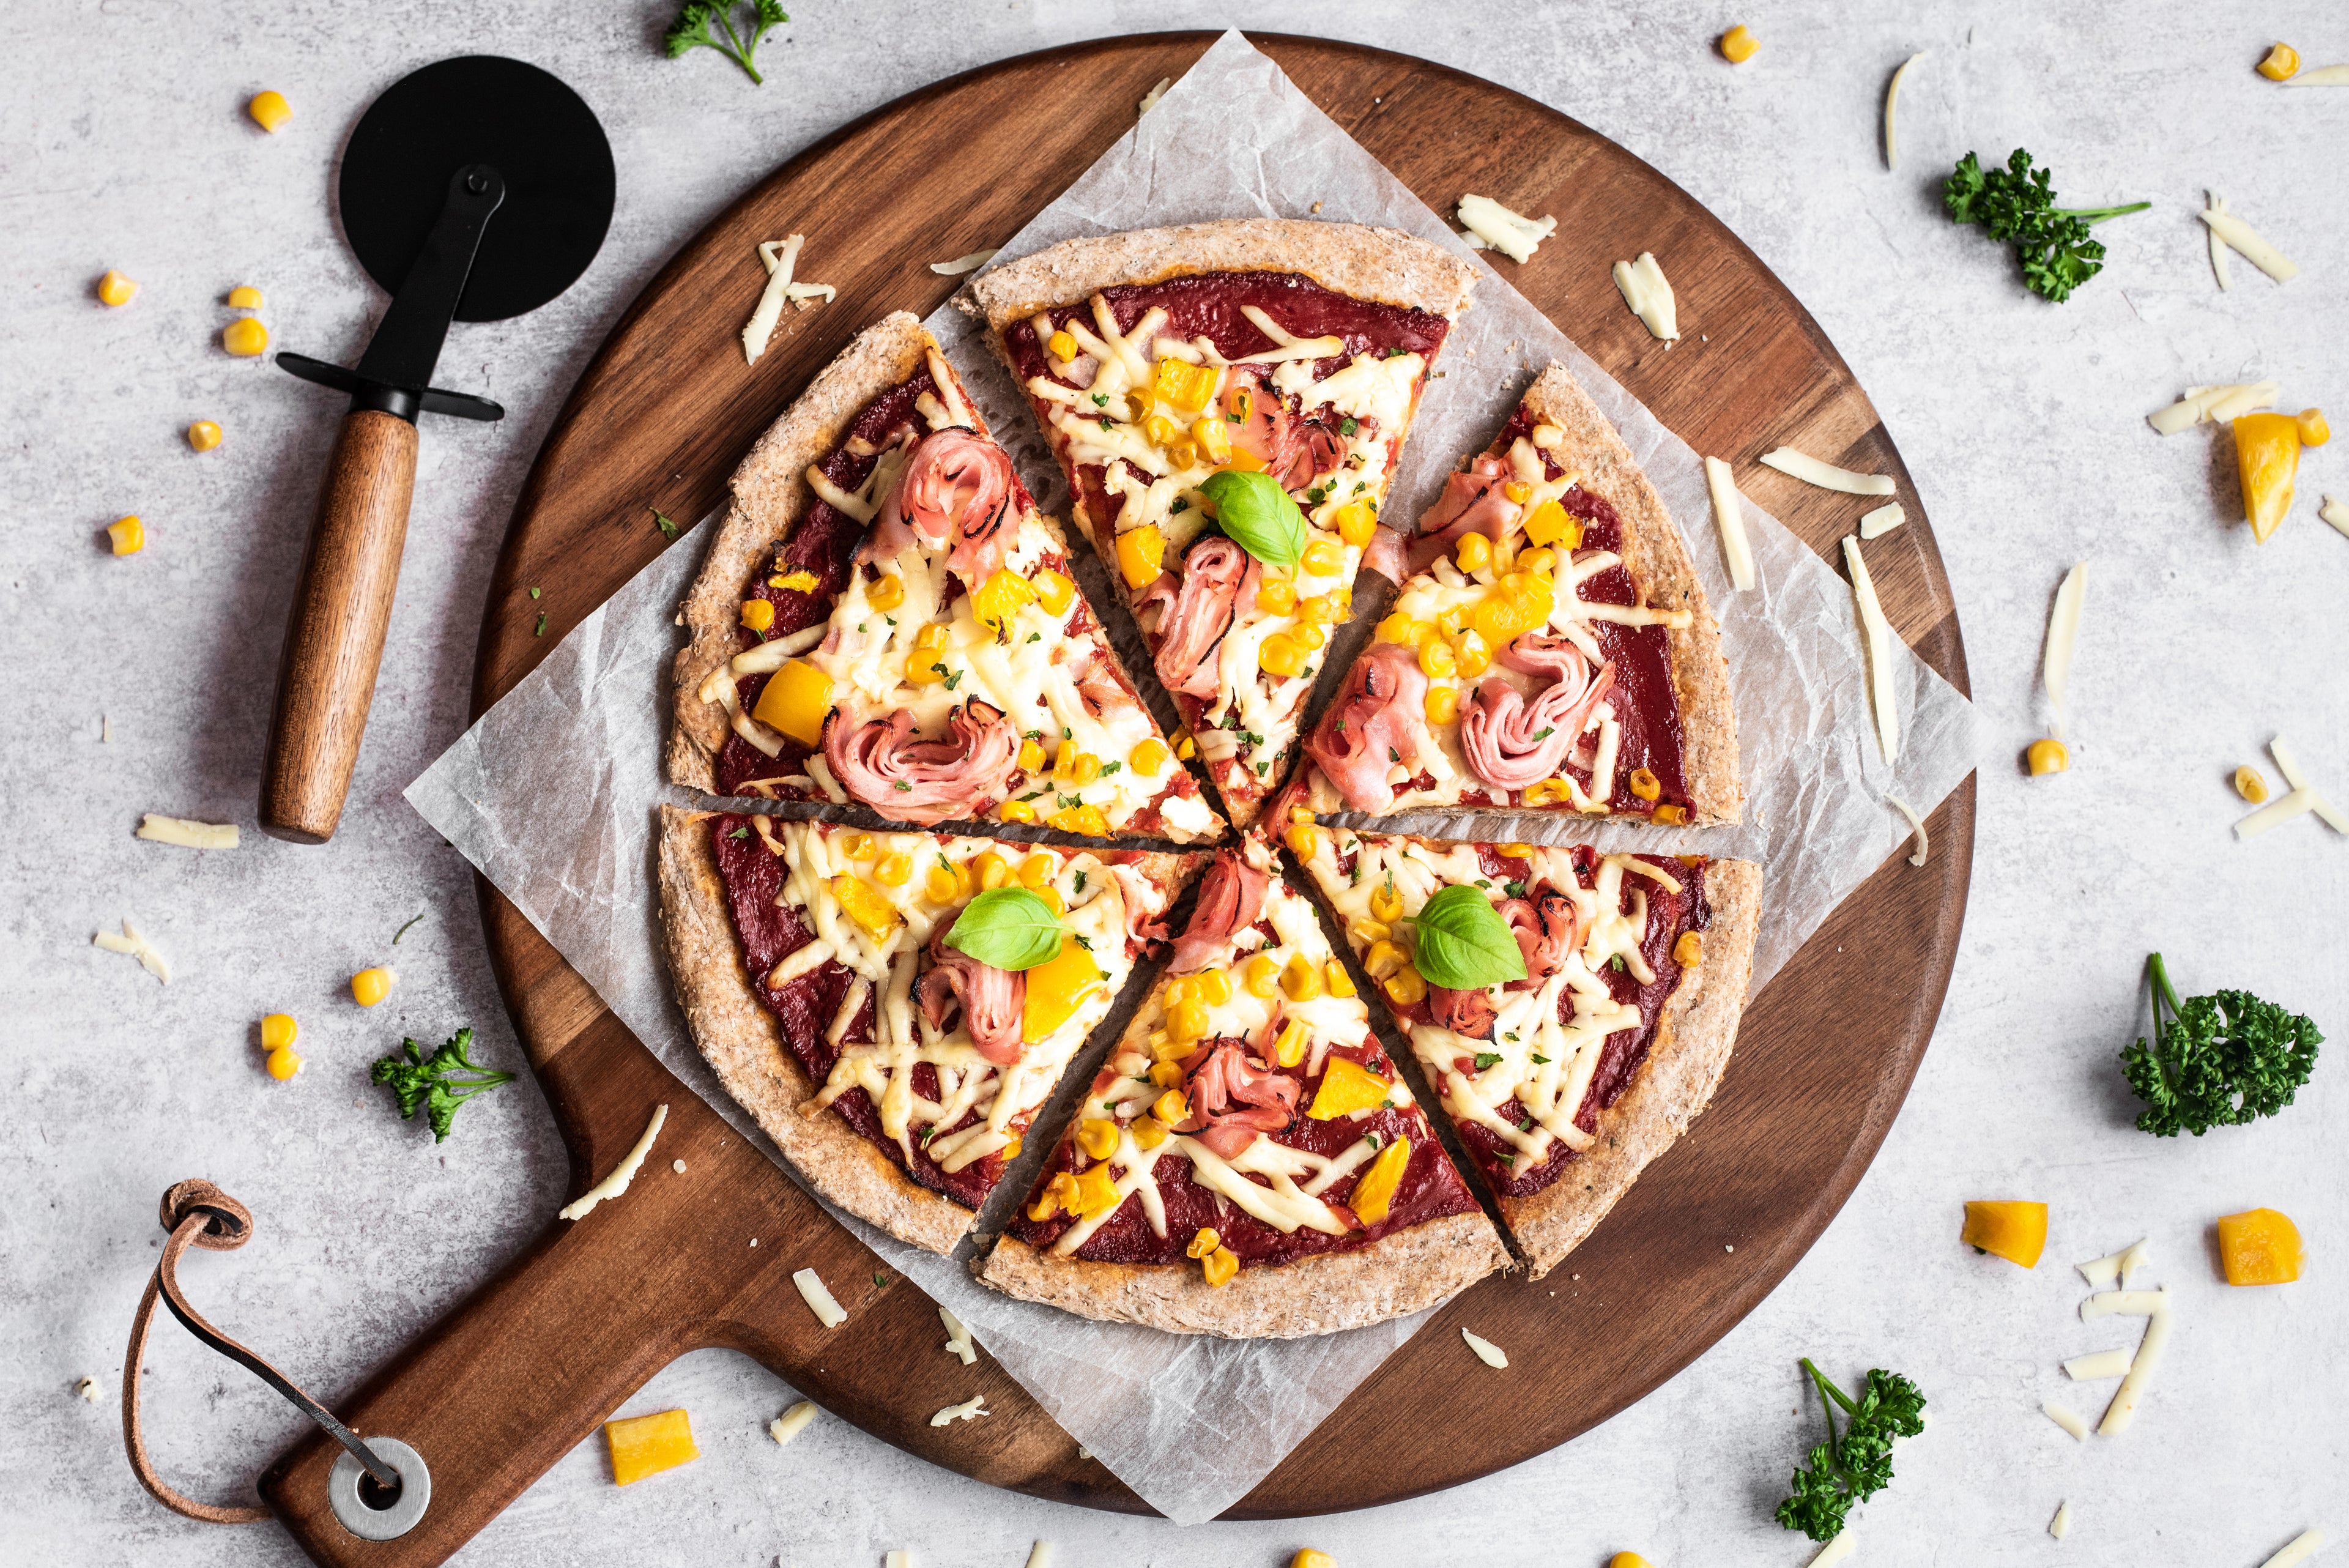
[528,586,541,600]
[1473,1052,1503,1070]
[1531,726,1554,741]
[533,613,547,637]
[1531,1053,1551,1065]
[1100,761,1120,775]
[1091,393,1109,407]
[1339,417,1359,437]
[1609,954,1626,972]
[894,781,913,792]
[1171,497,1190,515]
[1026,631,1041,643]
[1058,793,1083,809]
[1775,1362,1927,1542]
[650,507,680,539]
[728,825,751,839]
[1504,880,1527,899]
[1073,871,1088,893]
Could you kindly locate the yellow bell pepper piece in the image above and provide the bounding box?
[1349,1136,1411,1225]
[1152,356,1216,412]
[2232,411,2303,541]
[1960,1200,2047,1268]
[1116,524,1165,588]
[829,875,900,939]
[1070,1164,1123,1219]
[604,1408,699,1487]
[1022,935,1102,1042]
[750,658,833,746]
[1308,1056,1391,1120]
[2217,1207,2302,1285]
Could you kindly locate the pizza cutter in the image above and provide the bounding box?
[261,55,614,843]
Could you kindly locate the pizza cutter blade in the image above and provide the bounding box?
[259,56,614,844]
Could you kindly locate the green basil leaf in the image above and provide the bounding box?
[1199,469,1305,570]
[1409,884,1527,990]
[942,886,1064,971]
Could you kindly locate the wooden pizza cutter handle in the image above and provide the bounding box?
[259,409,418,845]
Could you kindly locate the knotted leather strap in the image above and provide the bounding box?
[124,1179,400,1523]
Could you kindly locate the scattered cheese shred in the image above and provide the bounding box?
[1809,1531,1857,1567]
[2043,1400,2090,1440]
[768,1400,817,1446]
[929,1395,990,1427]
[1842,535,1902,765]
[76,1376,101,1404]
[1611,251,1680,340]
[1458,195,1558,264]
[2148,381,2279,434]
[2267,736,2349,833]
[1137,76,1172,116]
[2287,64,2349,86]
[1702,456,1756,590]
[2258,1529,2329,1568]
[2081,1287,2168,1321]
[94,917,171,985]
[2062,1348,2133,1381]
[2049,1501,2073,1540]
[1761,447,1896,495]
[2321,495,2349,538]
[2076,1237,2151,1288]
[136,813,239,850]
[2236,787,2321,841]
[559,1104,668,1221]
[2098,1297,2173,1434]
[940,1306,976,1366]
[887,1552,914,1568]
[2042,562,2087,740]
[1026,1543,1055,1568]
[2207,191,2235,291]
[2196,210,2299,283]
[740,236,836,365]
[1461,1329,1508,1369]
[1885,793,1929,867]
[1859,502,1905,539]
[1883,53,1925,169]
[928,249,998,277]
[792,1267,847,1328]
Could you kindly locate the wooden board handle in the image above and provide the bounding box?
[260,409,418,844]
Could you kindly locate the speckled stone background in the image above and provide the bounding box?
[4,4,2343,1565]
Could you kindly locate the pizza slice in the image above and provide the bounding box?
[971,220,1478,828]
[981,835,1505,1335]
[669,311,1222,843]
[656,804,1191,1254]
[1294,360,1741,823]
[1293,824,1760,1279]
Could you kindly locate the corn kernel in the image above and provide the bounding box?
[1075,1118,1120,1161]
[1017,737,1045,772]
[1260,634,1307,678]
[1384,965,1428,1005]
[1143,412,1183,448]
[1285,821,1321,858]
[1255,578,1297,615]
[1294,623,1327,652]
[2297,408,2330,447]
[1351,918,1392,946]
[1503,481,1532,504]
[1130,738,1170,776]
[1149,1060,1185,1088]
[1192,415,1232,465]
[1071,753,1101,786]
[1290,805,1316,825]
[1245,954,1281,997]
[1608,1556,1653,1568]
[997,798,1037,825]
[2026,738,2069,777]
[1652,803,1689,825]
[351,966,396,1007]
[905,644,950,685]
[1186,1227,1221,1260]
[1334,499,1379,548]
[1291,1551,1336,1568]
[1324,959,1357,998]
[1046,329,1078,363]
[1123,392,1152,425]
[1674,931,1703,967]
[1719,24,1758,63]
[1520,547,1557,578]
[1153,1088,1190,1126]
[1469,594,1529,646]
[1425,684,1459,732]
[2257,42,2301,81]
[1490,534,1517,574]
[265,1046,304,1080]
[1301,537,1344,578]
[1418,639,1457,679]
[1364,885,1401,926]
[1166,998,1211,1044]
[1629,766,1661,801]
[1280,953,1323,1001]
[1364,940,1408,981]
[1050,739,1077,780]
[1130,1116,1167,1151]
[923,861,962,904]
[2234,765,2269,803]
[867,573,905,611]
[223,318,270,357]
[187,420,223,452]
[1274,1019,1308,1069]
[875,852,912,886]
[1195,970,1231,1006]
[1452,630,1492,678]
[1033,568,1075,615]
[1173,730,1196,760]
[1000,1135,1022,1160]
[248,90,294,132]
[1294,590,1337,625]
[1047,803,1108,837]
[971,851,1011,890]
[1116,524,1166,588]
[739,598,774,632]
[106,515,145,555]
[1454,532,1493,574]
[1201,1245,1239,1287]
[1165,976,1194,1008]
[1019,854,1055,890]
[259,1014,297,1051]
[97,269,139,307]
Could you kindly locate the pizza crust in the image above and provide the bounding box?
[968,218,1479,330]
[1500,856,1762,1279]
[1519,360,1743,825]
[666,313,937,793]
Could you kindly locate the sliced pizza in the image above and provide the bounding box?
[1293,824,1759,1279]
[971,220,1478,828]
[982,835,1505,1336]
[1294,360,1741,824]
[656,804,1191,1254]
[668,311,1222,843]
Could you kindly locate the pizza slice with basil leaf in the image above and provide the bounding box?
[981,835,1504,1336]
[1294,823,1759,1278]
[1294,360,1741,824]
[669,310,1222,842]
[971,220,1478,828]
[656,804,1192,1254]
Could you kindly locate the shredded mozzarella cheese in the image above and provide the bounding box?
[792,1268,847,1328]
[1611,252,1680,340]
[93,916,171,984]
[1761,447,1896,495]
[136,814,238,849]
[1461,1329,1509,1368]
[1458,195,1557,263]
[558,1104,667,1221]
[769,1401,817,1445]
[1842,536,1902,765]
[1703,455,1756,590]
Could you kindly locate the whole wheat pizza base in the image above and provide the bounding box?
[654,803,1192,1254]
[976,1001,1508,1339]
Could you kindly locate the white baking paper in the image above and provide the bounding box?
[407,29,1979,1526]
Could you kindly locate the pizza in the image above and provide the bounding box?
[1292,824,1759,1279]
[1293,360,1741,824]
[668,311,1223,843]
[981,835,1506,1336]
[655,803,1192,1254]
[971,220,1477,828]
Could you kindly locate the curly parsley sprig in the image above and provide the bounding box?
[1775,1361,1927,1543]
[369,1027,516,1143]
[664,1,788,86]
[1943,149,2148,303]
[2120,953,2321,1137]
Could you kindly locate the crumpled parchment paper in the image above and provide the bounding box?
[406,29,1979,1525]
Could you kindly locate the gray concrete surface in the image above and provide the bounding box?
[4,4,2343,1565]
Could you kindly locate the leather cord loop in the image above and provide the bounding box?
[124,1180,403,1524]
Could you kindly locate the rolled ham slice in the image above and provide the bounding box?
[1406,455,1521,576]
[1428,985,1498,1039]
[823,698,1019,825]
[1499,888,1584,989]
[1167,849,1271,975]
[918,912,1026,1065]
[876,427,1017,585]
[1152,535,1250,699]
[1458,637,1615,794]
[1303,642,1431,814]
[1178,1039,1301,1158]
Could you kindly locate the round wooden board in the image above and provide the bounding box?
[314,30,1973,1544]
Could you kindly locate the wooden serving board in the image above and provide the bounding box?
[257,32,1972,1562]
